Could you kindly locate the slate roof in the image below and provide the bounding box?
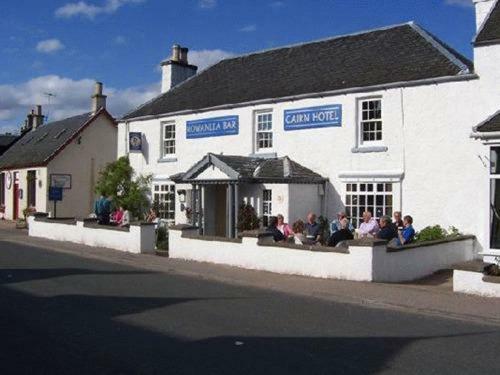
[176,153,326,184]
[475,110,500,132]
[475,0,500,46]
[123,22,472,120]
[0,109,112,170]
[0,135,18,147]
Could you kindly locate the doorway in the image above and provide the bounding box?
[13,172,19,220]
[27,170,36,208]
[214,185,227,237]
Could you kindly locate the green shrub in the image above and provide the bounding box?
[237,204,260,231]
[415,225,462,243]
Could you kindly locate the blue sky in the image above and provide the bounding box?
[0,0,477,132]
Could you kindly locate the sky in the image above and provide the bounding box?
[0,0,478,133]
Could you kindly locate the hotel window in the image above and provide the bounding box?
[345,182,392,228]
[262,189,272,227]
[153,184,175,222]
[162,122,176,156]
[255,111,273,150]
[359,99,382,143]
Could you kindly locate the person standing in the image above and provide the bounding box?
[358,211,380,238]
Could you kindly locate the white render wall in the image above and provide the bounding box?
[119,43,500,254]
[169,229,475,282]
[454,270,500,298]
[28,216,155,254]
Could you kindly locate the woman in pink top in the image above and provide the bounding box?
[276,214,293,238]
[112,206,124,226]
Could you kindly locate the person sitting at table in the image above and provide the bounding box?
[393,211,404,229]
[267,216,285,242]
[377,215,398,241]
[276,214,293,238]
[358,211,380,238]
[396,215,415,246]
[328,218,354,247]
[292,219,306,245]
[111,206,124,226]
[119,205,130,228]
[305,212,321,244]
[330,211,354,234]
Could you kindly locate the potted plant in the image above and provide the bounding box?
[155,223,169,256]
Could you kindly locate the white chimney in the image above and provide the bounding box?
[91,81,107,114]
[33,105,44,129]
[160,44,198,93]
[474,0,496,31]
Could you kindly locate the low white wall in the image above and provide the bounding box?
[453,270,500,298]
[372,239,475,282]
[28,216,155,254]
[169,229,475,282]
[169,229,376,281]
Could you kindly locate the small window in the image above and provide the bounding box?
[162,122,176,156]
[255,111,273,150]
[153,183,175,223]
[359,99,382,143]
[262,189,272,227]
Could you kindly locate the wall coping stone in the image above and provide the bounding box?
[387,235,475,252]
[181,232,243,243]
[35,217,77,226]
[258,241,350,254]
[453,259,490,272]
[347,238,388,247]
[83,221,130,232]
[170,224,198,231]
[482,275,500,284]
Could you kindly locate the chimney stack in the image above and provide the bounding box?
[32,105,44,130]
[473,0,496,31]
[160,44,198,93]
[91,81,107,114]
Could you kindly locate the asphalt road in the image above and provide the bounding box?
[1,240,499,375]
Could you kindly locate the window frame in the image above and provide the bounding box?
[254,110,274,152]
[262,189,272,227]
[161,121,176,157]
[358,97,383,146]
[344,182,393,228]
[153,183,176,223]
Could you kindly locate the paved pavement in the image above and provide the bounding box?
[1,224,500,374]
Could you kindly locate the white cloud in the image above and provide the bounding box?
[445,0,473,7]
[0,75,159,131]
[239,24,257,32]
[198,0,216,9]
[188,49,234,71]
[36,39,65,54]
[113,35,127,45]
[55,0,145,19]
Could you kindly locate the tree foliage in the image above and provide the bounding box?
[237,204,260,231]
[94,156,152,219]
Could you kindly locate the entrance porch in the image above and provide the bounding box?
[173,153,327,238]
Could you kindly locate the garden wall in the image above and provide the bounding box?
[169,226,475,282]
[28,215,155,254]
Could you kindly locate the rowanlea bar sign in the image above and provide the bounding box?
[284,104,342,131]
[186,115,239,139]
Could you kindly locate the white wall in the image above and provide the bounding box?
[454,270,500,298]
[169,229,475,282]
[28,216,155,254]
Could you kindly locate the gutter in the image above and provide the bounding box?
[120,74,479,123]
[470,131,500,140]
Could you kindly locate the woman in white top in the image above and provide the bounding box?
[120,205,130,227]
[292,219,306,245]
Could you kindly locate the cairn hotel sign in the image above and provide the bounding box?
[186,115,239,139]
[284,104,342,131]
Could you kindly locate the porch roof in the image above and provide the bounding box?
[173,153,327,184]
[474,109,500,133]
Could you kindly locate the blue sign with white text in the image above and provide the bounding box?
[49,187,63,201]
[284,104,342,131]
[186,116,239,139]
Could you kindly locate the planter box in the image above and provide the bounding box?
[453,261,500,298]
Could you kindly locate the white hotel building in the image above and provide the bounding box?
[119,0,500,259]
